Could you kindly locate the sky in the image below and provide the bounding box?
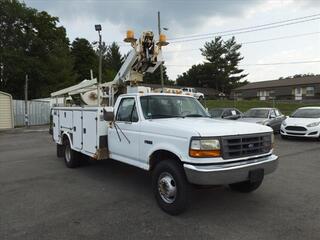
[24,0,320,83]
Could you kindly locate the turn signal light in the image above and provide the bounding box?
[189,149,221,158]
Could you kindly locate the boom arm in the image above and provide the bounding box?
[101,31,168,105]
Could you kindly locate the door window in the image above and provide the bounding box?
[222,110,232,117]
[116,98,139,122]
[275,109,282,117]
[270,110,276,118]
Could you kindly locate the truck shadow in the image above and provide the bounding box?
[73,158,270,217]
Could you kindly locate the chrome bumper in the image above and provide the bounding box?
[184,154,278,185]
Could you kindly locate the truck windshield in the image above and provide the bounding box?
[243,109,269,118]
[140,95,209,119]
[291,109,320,118]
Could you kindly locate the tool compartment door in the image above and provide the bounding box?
[53,109,60,142]
[73,111,82,150]
[82,111,97,154]
[59,110,73,130]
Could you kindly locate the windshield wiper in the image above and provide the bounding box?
[183,114,206,118]
[147,114,182,119]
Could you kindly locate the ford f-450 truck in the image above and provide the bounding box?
[52,93,278,215]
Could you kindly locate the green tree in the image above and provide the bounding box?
[143,65,173,85]
[71,38,98,82]
[102,42,124,82]
[177,36,247,93]
[0,0,75,99]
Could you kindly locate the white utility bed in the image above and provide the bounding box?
[52,106,109,159]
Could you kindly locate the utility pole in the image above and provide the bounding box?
[95,24,102,107]
[24,74,29,128]
[158,11,164,92]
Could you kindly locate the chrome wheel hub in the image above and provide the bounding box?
[65,145,71,163]
[158,172,177,204]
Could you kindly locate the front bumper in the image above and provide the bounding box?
[280,125,320,138]
[184,154,278,185]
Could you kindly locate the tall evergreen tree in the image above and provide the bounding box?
[102,42,124,82]
[177,36,247,93]
[71,38,98,82]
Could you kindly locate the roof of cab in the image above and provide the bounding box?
[120,92,195,98]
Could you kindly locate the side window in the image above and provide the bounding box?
[235,109,241,115]
[223,110,232,117]
[116,98,139,122]
[270,110,276,118]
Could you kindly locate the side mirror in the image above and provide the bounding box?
[270,115,276,119]
[103,107,115,122]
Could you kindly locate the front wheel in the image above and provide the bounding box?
[229,179,263,193]
[152,160,190,215]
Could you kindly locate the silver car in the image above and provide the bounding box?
[238,108,286,132]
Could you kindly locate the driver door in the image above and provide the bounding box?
[108,97,140,163]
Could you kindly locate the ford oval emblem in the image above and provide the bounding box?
[248,143,254,148]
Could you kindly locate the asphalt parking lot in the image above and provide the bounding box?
[0,127,319,240]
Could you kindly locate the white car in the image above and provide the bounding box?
[280,107,320,139]
[181,87,204,100]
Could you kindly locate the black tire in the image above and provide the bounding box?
[229,179,263,193]
[63,139,80,168]
[152,160,190,215]
[198,96,204,101]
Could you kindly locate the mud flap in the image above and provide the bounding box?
[57,144,64,158]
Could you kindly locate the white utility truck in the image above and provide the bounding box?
[51,30,278,215]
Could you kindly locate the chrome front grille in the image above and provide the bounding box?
[221,133,272,159]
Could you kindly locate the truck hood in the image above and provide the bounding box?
[284,117,320,126]
[149,117,272,137]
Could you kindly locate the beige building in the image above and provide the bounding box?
[0,91,14,129]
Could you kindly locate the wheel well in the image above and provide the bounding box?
[149,150,181,171]
[62,133,70,145]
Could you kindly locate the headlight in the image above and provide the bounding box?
[189,138,221,158]
[282,121,287,126]
[306,122,320,127]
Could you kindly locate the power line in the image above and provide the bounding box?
[169,16,320,43]
[166,60,320,67]
[163,31,320,54]
[169,13,320,41]
[241,60,320,66]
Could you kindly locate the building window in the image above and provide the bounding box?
[306,87,315,97]
[296,88,301,94]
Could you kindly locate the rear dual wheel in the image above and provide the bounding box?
[63,138,81,168]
